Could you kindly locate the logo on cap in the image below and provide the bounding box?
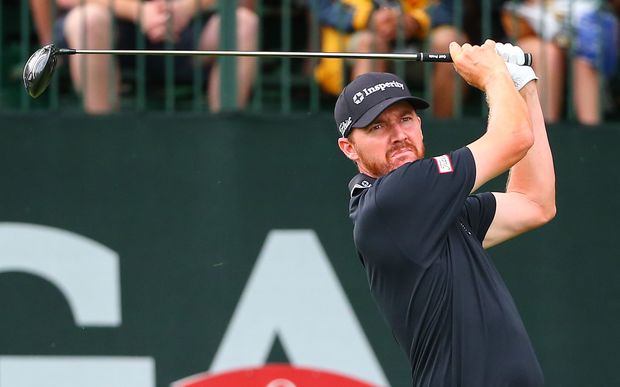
[353,92,364,105]
[364,81,405,97]
[352,80,406,105]
[338,116,352,136]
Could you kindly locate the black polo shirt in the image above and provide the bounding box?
[348,147,544,387]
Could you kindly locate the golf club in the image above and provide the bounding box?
[23,43,533,98]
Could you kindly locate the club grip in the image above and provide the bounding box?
[423,52,533,66]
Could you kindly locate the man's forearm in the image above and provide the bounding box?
[57,0,141,22]
[32,0,54,44]
[506,82,556,216]
[485,70,533,153]
[453,40,534,192]
[196,0,216,10]
[178,0,245,17]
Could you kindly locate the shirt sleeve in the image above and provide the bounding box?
[462,192,497,243]
[372,147,476,267]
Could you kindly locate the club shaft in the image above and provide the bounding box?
[58,48,533,66]
[59,48,452,62]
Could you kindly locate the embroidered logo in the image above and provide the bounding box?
[338,116,352,136]
[350,179,373,197]
[353,92,364,105]
[353,81,405,105]
[433,154,453,174]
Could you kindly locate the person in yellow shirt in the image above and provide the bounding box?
[315,0,430,96]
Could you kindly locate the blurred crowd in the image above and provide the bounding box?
[27,0,620,125]
[30,0,257,113]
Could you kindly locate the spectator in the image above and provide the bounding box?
[53,0,258,113]
[428,0,507,118]
[502,0,619,125]
[314,0,430,96]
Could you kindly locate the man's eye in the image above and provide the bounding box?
[402,116,412,122]
[369,123,383,131]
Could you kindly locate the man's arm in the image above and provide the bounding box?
[31,0,54,44]
[57,0,141,22]
[190,0,218,11]
[483,81,556,248]
[450,41,534,193]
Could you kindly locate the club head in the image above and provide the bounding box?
[23,44,58,98]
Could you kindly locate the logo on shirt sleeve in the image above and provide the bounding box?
[433,154,454,174]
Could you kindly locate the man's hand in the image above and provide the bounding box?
[495,42,527,65]
[449,40,511,91]
[141,0,169,43]
[496,42,538,90]
[169,0,198,42]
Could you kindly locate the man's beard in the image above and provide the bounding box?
[358,141,425,177]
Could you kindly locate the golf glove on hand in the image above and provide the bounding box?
[496,42,527,65]
[496,42,538,90]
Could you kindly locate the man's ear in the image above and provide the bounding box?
[338,137,359,162]
[418,115,423,140]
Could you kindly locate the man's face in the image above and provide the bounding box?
[338,101,425,177]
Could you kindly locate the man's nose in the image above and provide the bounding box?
[390,122,409,142]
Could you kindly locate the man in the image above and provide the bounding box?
[336,40,555,386]
[53,0,257,113]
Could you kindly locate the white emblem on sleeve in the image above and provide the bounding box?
[433,155,453,174]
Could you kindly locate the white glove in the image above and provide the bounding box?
[495,42,526,65]
[505,62,538,90]
[496,42,538,90]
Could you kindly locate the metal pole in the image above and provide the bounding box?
[20,0,31,111]
[219,0,237,111]
[454,0,463,118]
[253,0,264,112]
[281,0,291,113]
[136,3,146,111]
[165,0,175,113]
[308,0,320,113]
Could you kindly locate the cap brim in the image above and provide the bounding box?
[353,96,429,128]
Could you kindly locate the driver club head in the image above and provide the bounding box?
[23,43,58,98]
